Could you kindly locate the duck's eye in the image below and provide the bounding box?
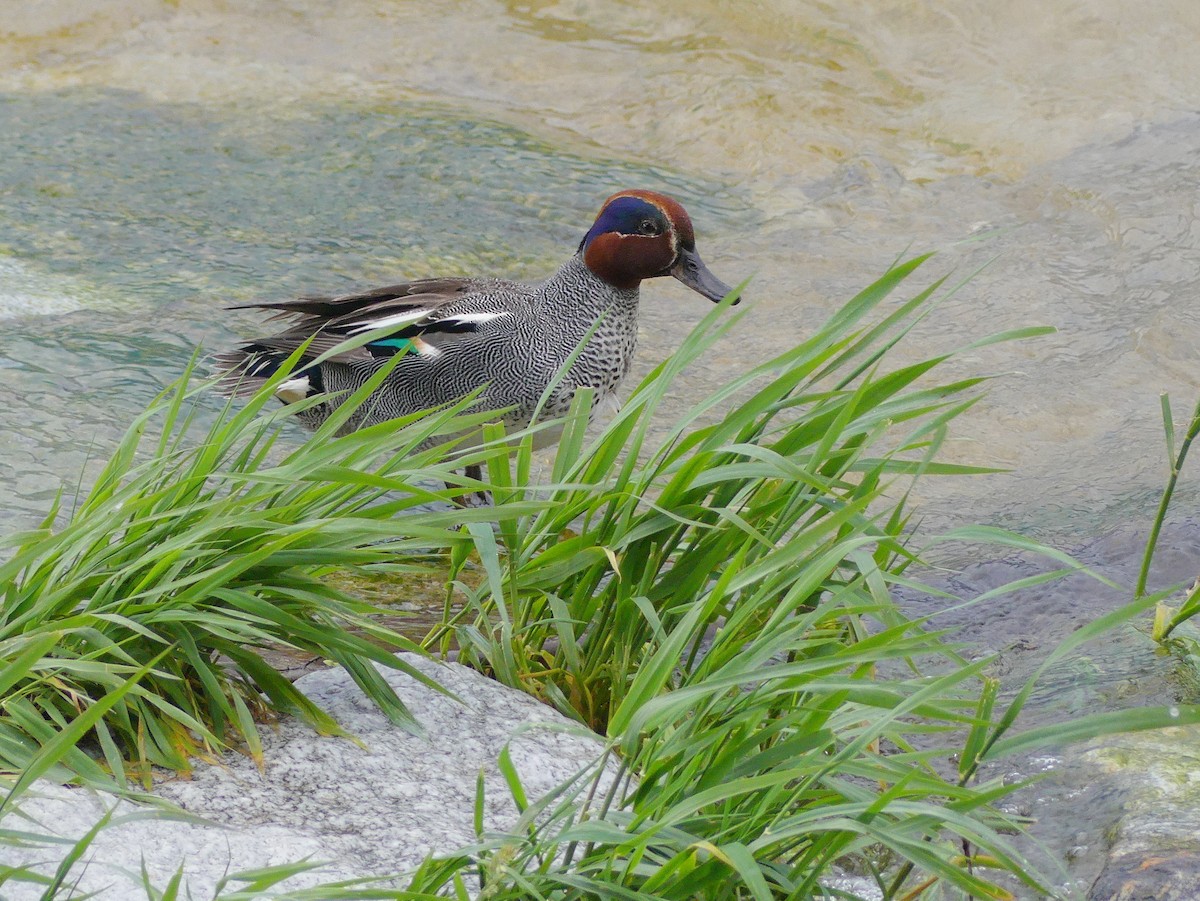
[634,219,659,235]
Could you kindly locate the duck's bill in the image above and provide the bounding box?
[671,247,738,304]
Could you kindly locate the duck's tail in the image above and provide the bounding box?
[211,344,323,403]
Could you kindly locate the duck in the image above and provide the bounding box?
[214,190,736,455]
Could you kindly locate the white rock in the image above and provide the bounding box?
[0,654,614,898]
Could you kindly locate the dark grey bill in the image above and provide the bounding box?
[671,247,738,304]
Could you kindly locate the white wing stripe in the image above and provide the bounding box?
[439,311,512,326]
[348,310,432,334]
[412,338,442,358]
[349,309,512,336]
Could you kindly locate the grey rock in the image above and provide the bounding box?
[1086,725,1200,901]
[1089,852,1200,901]
[0,654,615,898]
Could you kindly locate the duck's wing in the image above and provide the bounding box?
[241,277,480,323]
[213,277,518,396]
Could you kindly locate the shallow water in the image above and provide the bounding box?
[896,519,1200,894]
[3,1,1200,896]
[3,1,1199,539]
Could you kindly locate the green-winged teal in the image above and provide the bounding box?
[215,190,736,442]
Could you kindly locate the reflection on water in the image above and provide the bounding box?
[7,2,1200,187]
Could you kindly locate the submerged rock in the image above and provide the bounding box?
[1090,852,1200,901]
[0,654,617,897]
[1086,725,1200,901]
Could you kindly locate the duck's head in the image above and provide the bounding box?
[579,190,737,303]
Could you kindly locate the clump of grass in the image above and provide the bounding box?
[415,255,1067,896]
[437,255,1029,730]
[415,256,1191,898]
[0,347,526,787]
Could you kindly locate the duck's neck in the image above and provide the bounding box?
[537,254,640,318]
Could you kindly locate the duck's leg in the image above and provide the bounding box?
[448,463,492,507]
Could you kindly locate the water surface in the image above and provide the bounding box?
[3,1,1198,539]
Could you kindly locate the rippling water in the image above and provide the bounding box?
[3,2,1200,893]
[3,1,1199,539]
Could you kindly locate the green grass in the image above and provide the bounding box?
[1142,393,1200,680]
[405,255,1058,898]
[434,255,1020,732]
[0,343,531,787]
[1,256,1196,899]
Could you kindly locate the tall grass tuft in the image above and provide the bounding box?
[437,255,1037,730]
[0,347,531,787]
[407,255,1069,896]
[403,259,1196,897]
